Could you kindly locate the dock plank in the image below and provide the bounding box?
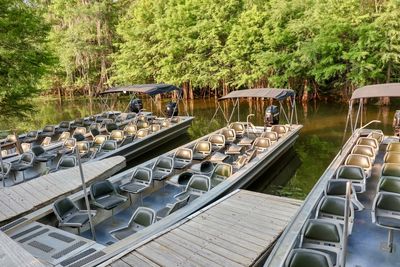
[0,156,126,225]
[107,190,302,267]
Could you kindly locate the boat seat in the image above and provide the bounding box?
[120,167,152,204]
[53,197,96,234]
[11,152,35,181]
[41,136,52,146]
[57,121,71,133]
[170,117,181,123]
[58,138,76,155]
[92,135,108,148]
[173,148,193,169]
[189,160,215,175]
[40,125,56,137]
[210,163,232,188]
[378,176,400,194]
[285,248,333,267]
[100,140,118,153]
[387,142,400,152]
[316,196,354,234]
[382,163,400,178]
[135,129,149,139]
[110,207,156,240]
[152,156,174,181]
[110,130,126,145]
[229,122,245,137]
[252,137,271,153]
[351,145,375,161]
[149,124,161,133]
[20,143,31,153]
[0,162,12,187]
[174,174,211,202]
[73,127,87,136]
[32,145,56,163]
[208,134,226,151]
[384,152,400,164]
[357,137,378,151]
[105,123,118,134]
[84,117,95,127]
[367,131,384,144]
[156,195,190,220]
[89,122,101,131]
[76,141,92,158]
[24,131,38,143]
[56,155,77,171]
[124,124,137,137]
[71,118,84,128]
[335,165,366,193]
[238,137,254,146]
[90,180,128,210]
[192,141,212,160]
[161,120,170,128]
[261,131,278,143]
[345,154,371,175]
[58,131,71,142]
[137,121,149,129]
[136,115,147,122]
[220,128,236,144]
[271,125,288,137]
[325,180,364,210]
[300,219,342,266]
[372,192,400,251]
[4,134,17,145]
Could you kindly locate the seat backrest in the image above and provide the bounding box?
[26,131,38,138]
[90,180,115,199]
[271,125,287,136]
[136,129,148,139]
[21,143,31,153]
[73,127,87,136]
[261,131,278,142]
[20,152,34,164]
[110,130,124,141]
[106,123,118,133]
[351,145,374,158]
[124,124,137,136]
[367,131,384,143]
[101,140,118,151]
[194,141,211,154]
[93,135,108,147]
[379,177,400,193]
[89,123,101,131]
[132,167,152,183]
[253,137,271,150]
[74,118,84,126]
[59,121,70,129]
[150,124,161,132]
[41,137,52,146]
[0,162,11,175]
[132,207,156,227]
[161,120,170,128]
[6,134,17,142]
[345,154,370,169]
[220,128,236,142]
[171,117,181,123]
[154,156,173,171]
[53,198,79,221]
[357,137,378,149]
[174,148,193,161]
[58,131,71,142]
[31,145,45,156]
[63,138,76,149]
[168,196,190,215]
[137,120,149,129]
[382,163,400,177]
[336,165,365,180]
[229,122,245,134]
[384,152,400,164]
[387,142,400,152]
[136,115,147,122]
[77,141,90,153]
[43,125,55,133]
[285,249,333,267]
[208,134,225,147]
[212,163,232,179]
[187,175,211,192]
[58,156,77,169]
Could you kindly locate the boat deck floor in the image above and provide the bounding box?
[347,140,400,267]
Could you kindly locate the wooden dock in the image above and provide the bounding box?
[0,156,126,225]
[104,190,302,267]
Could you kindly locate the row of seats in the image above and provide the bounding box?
[285,130,384,267]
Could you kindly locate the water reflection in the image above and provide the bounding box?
[2,97,400,199]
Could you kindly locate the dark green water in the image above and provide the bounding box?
[1,97,397,199]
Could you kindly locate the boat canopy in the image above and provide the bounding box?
[351,83,400,100]
[101,84,180,96]
[218,88,295,101]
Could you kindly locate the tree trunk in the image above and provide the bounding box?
[302,80,308,102]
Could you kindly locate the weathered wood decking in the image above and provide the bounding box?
[105,190,302,267]
[0,156,126,225]
[0,230,44,267]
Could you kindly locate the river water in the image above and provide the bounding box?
[1,97,398,199]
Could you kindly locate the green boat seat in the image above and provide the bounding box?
[193,141,212,160]
[110,207,156,240]
[285,248,333,267]
[90,180,127,210]
[220,128,236,144]
[91,128,100,138]
[210,163,232,188]
[71,118,84,128]
[229,122,245,137]
[252,137,271,153]
[11,152,35,181]
[316,196,354,234]
[156,195,190,220]
[271,125,288,137]
[56,155,77,170]
[40,125,55,137]
[120,167,152,204]
[384,152,400,164]
[173,148,193,169]
[351,145,375,160]
[325,180,364,210]
[100,140,118,153]
[124,124,137,137]
[0,162,11,187]
[357,137,378,151]
[174,174,211,202]
[135,129,149,139]
[345,154,371,175]
[336,165,366,193]
[382,163,400,178]
[105,123,118,133]
[23,131,38,143]
[387,142,400,152]
[32,145,56,163]
[56,121,71,133]
[152,156,173,181]
[261,131,278,143]
[208,134,226,151]
[58,131,71,142]
[53,197,96,234]
[378,177,400,194]
[367,131,384,144]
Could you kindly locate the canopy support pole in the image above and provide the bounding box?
[279,101,290,124]
[340,101,352,155]
[353,100,362,132]
[0,142,4,188]
[227,99,239,126]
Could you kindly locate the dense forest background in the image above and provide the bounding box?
[2,0,400,111]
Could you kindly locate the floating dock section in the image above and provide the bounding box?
[103,190,302,267]
[0,156,126,226]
